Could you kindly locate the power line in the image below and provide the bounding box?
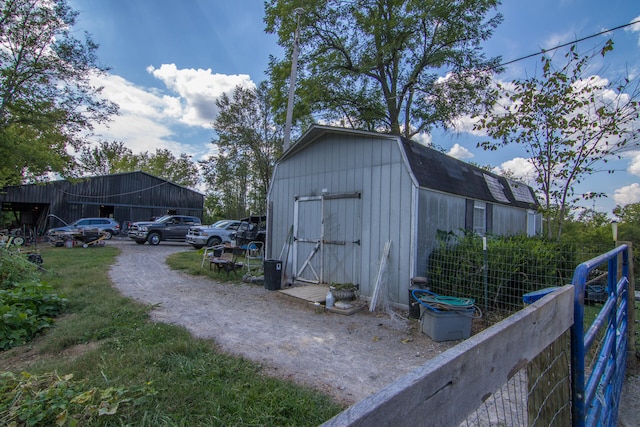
[499,19,640,68]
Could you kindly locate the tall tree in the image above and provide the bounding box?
[613,202,640,225]
[201,82,283,217]
[77,141,134,175]
[78,142,200,188]
[0,0,118,186]
[475,42,640,239]
[135,149,200,188]
[265,0,502,140]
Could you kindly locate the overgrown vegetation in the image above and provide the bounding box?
[428,232,583,312]
[0,249,66,350]
[0,371,156,426]
[0,246,343,425]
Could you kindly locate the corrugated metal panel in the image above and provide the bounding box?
[0,172,203,227]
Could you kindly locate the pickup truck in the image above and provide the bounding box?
[128,215,201,245]
[185,219,240,249]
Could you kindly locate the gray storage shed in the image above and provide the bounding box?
[266,125,540,308]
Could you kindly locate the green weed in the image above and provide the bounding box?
[1,245,343,425]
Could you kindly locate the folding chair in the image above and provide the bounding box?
[201,245,224,268]
[244,241,264,274]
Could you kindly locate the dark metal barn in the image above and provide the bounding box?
[0,171,203,234]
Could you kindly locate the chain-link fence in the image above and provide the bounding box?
[460,330,572,427]
[425,233,613,321]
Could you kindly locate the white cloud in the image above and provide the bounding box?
[86,65,258,161]
[542,30,578,51]
[625,15,640,46]
[448,79,518,136]
[627,151,640,176]
[614,183,640,206]
[88,73,202,157]
[493,157,536,183]
[449,115,484,135]
[96,73,181,120]
[147,64,255,127]
[413,132,432,146]
[447,143,473,160]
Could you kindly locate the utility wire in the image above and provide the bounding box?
[55,180,170,199]
[498,19,640,68]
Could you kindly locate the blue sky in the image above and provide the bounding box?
[69,0,640,215]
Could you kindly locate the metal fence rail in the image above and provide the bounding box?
[571,244,629,427]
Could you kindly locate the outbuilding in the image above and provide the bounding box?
[266,125,540,308]
[0,171,203,234]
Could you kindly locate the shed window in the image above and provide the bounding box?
[526,210,537,237]
[473,201,486,235]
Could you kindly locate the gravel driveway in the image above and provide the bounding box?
[107,238,640,421]
[107,239,453,405]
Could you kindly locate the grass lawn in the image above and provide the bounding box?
[1,245,344,426]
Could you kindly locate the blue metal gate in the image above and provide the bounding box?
[571,244,630,427]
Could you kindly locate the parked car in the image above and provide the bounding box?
[47,217,121,239]
[232,215,266,247]
[128,215,201,245]
[185,219,241,249]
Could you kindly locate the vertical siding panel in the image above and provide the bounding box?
[0,172,203,231]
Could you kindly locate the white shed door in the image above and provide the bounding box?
[322,195,361,286]
[293,197,322,283]
[293,193,361,286]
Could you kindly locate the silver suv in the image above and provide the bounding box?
[185,219,240,249]
[47,218,121,239]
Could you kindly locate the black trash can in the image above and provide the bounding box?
[263,259,282,291]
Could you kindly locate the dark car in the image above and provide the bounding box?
[128,215,201,245]
[232,215,266,247]
[47,217,121,239]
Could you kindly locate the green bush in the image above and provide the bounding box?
[427,232,577,312]
[0,248,66,350]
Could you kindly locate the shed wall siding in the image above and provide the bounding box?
[416,190,466,279]
[415,192,535,280]
[491,204,527,236]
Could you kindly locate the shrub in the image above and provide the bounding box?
[0,248,40,286]
[0,248,66,350]
[427,232,577,312]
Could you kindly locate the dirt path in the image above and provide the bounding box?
[106,239,640,422]
[107,239,454,404]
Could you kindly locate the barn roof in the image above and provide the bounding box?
[285,125,538,210]
[2,171,203,195]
